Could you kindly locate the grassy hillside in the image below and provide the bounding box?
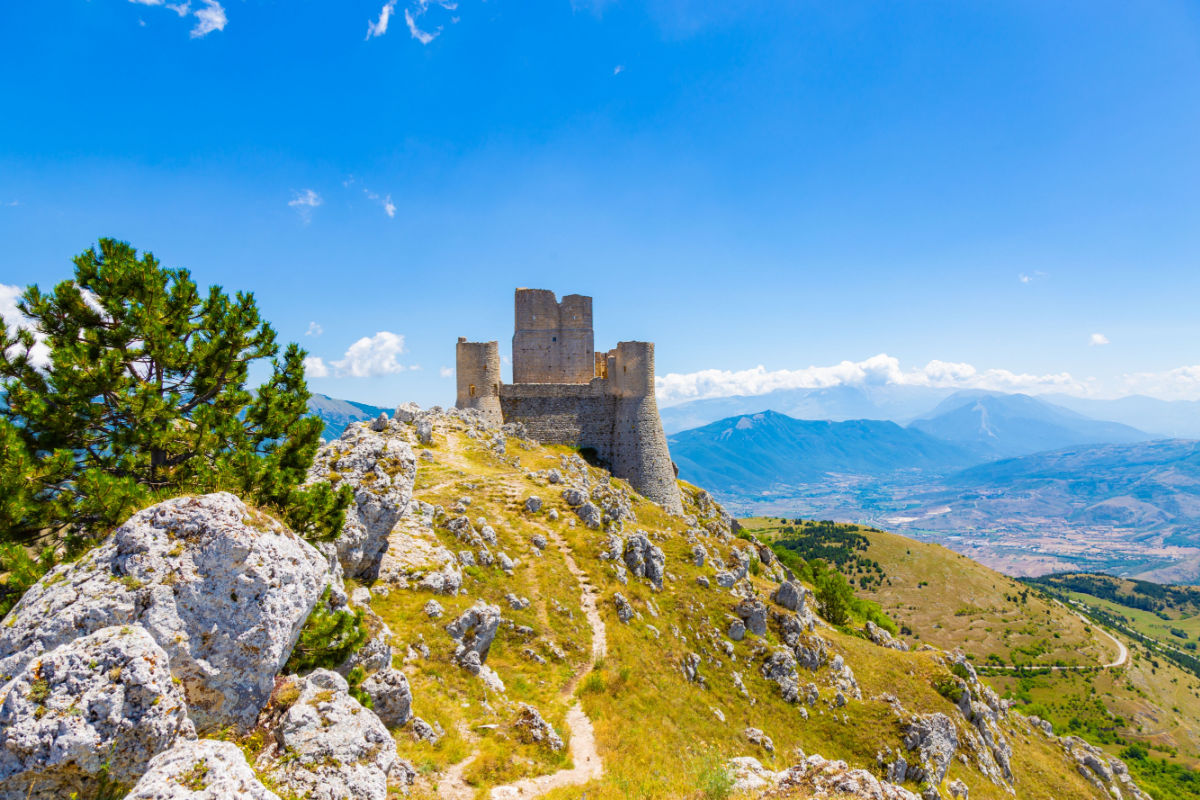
[334,412,1146,800]
[739,517,1109,668]
[741,516,1200,798]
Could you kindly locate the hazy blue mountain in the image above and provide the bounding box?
[907,391,1152,458]
[924,439,1200,542]
[668,410,977,495]
[1041,393,1200,439]
[308,393,392,440]
[658,384,957,433]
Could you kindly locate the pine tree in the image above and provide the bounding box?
[0,238,351,575]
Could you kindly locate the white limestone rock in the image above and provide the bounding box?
[0,493,328,734]
[263,670,412,800]
[0,625,195,799]
[125,739,280,800]
[307,421,417,581]
[360,667,412,729]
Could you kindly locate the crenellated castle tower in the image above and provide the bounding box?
[455,288,683,514]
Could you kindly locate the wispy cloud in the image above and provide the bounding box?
[1089,333,1110,346]
[655,353,1084,406]
[1018,270,1047,284]
[3,201,18,208]
[613,64,625,75]
[363,188,396,218]
[440,366,454,378]
[366,1,397,39]
[128,0,226,37]
[305,322,323,337]
[405,8,439,44]
[288,189,323,223]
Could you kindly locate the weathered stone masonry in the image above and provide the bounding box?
[456,289,683,514]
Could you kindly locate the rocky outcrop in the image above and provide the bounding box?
[902,713,958,788]
[261,670,412,800]
[772,754,921,800]
[773,580,808,612]
[0,493,328,733]
[0,625,195,798]
[307,419,417,581]
[512,703,564,751]
[125,739,280,800]
[361,668,413,728]
[735,597,769,636]
[446,601,504,692]
[1058,736,1150,800]
[623,532,665,589]
[865,621,909,652]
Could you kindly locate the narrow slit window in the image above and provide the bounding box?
[469,384,476,397]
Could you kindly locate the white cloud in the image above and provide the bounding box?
[1118,365,1200,400]
[304,356,330,378]
[404,8,439,44]
[330,331,409,377]
[366,1,396,39]
[3,201,17,207]
[1089,333,1110,346]
[440,366,454,378]
[190,0,226,37]
[288,189,322,223]
[655,353,1084,406]
[0,284,50,369]
[613,64,624,75]
[363,189,396,218]
[1018,270,1047,284]
[305,322,323,337]
[128,0,225,37]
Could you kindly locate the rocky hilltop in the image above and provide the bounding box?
[0,405,1153,799]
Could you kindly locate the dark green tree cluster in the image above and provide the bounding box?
[1,239,351,610]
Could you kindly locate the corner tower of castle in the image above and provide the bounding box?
[455,289,683,514]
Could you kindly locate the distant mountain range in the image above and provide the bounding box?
[669,391,1156,495]
[659,384,957,433]
[668,410,976,495]
[660,385,1200,439]
[908,391,1151,458]
[307,393,391,440]
[666,391,1200,582]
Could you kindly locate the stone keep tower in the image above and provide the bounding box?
[455,289,683,514]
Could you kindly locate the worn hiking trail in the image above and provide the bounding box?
[436,488,607,799]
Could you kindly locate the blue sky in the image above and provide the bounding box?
[2,1,1200,407]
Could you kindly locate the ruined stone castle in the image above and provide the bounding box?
[456,288,683,514]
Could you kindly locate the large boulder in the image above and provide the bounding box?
[262,670,412,800]
[622,532,665,589]
[0,625,195,799]
[125,739,280,800]
[0,493,329,734]
[307,421,417,581]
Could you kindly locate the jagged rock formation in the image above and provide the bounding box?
[307,417,416,581]
[0,493,328,733]
[0,625,196,799]
[125,740,280,800]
